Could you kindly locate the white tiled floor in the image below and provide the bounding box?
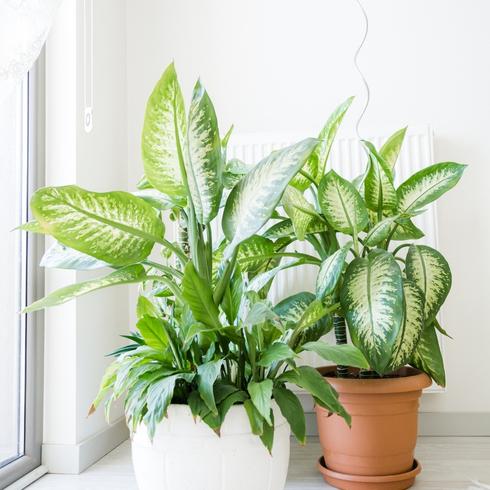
[27,437,490,490]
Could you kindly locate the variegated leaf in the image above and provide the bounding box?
[41,241,108,270]
[411,322,445,387]
[133,189,185,210]
[290,98,353,190]
[282,186,321,240]
[340,250,404,373]
[30,186,164,266]
[390,218,424,241]
[318,170,368,235]
[185,80,223,224]
[316,243,351,299]
[246,258,300,293]
[273,292,316,324]
[23,265,147,313]
[142,62,187,198]
[389,280,425,370]
[379,127,407,169]
[297,299,329,330]
[405,245,452,323]
[397,162,466,213]
[364,142,398,212]
[222,138,317,252]
[313,97,354,182]
[264,217,328,240]
[237,235,275,272]
[364,215,399,247]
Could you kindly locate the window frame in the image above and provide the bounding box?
[0,56,45,489]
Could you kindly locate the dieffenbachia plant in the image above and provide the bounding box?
[21,63,368,450]
[266,98,466,385]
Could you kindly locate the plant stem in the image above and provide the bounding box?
[157,237,188,265]
[213,247,238,305]
[334,315,349,378]
[146,275,184,304]
[393,243,412,256]
[299,169,318,188]
[384,222,400,250]
[143,260,183,279]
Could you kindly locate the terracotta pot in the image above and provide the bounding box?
[131,402,290,490]
[316,366,430,486]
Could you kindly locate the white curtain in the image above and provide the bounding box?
[0,0,61,104]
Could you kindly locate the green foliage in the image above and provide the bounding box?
[280,107,465,384]
[23,68,466,448]
[23,63,354,450]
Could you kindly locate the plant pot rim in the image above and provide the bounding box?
[317,456,421,483]
[317,365,431,394]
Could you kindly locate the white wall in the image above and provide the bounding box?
[126,0,490,415]
[42,0,129,473]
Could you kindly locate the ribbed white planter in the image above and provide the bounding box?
[131,402,290,490]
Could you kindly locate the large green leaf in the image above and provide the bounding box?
[291,97,353,190]
[197,360,223,415]
[318,170,368,235]
[405,245,451,323]
[389,280,425,370]
[137,315,168,350]
[301,342,369,369]
[379,127,407,169]
[316,243,351,299]
[272,386,306,444]
[31,186,164,266]
[41,241,108,270]
[364,146,398,212]
[248,379,273,425]
[23,265,147,313]
[397,162,466,213]
[244,399,264,436]
[280,366,350,425]
[144,372,195,437]
[258,342,296,367]
[282,186,321,240]
[340,250,404,373]
[182,262,221,328]
[185,80,223,224]
[411,323,445,387]
[141,62,187,198]
[222,138,317,252]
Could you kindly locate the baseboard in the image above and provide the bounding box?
[42,417,129,474]
[305,411,490,437]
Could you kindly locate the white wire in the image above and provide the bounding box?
[353,0,370,140]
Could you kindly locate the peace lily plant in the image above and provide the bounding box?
[22,62,370,478]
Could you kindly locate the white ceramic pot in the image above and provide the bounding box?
[131,401,290,490]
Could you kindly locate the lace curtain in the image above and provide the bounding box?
[0,0,61,103]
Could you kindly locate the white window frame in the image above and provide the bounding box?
[0,56,45,489]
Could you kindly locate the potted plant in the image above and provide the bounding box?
[272,98,466,489]
[22,64,368,490]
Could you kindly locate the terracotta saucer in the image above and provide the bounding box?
[317,457,421,490]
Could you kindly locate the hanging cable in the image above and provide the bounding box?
[353,0,370,140]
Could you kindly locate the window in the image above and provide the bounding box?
[0,61,44,487]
